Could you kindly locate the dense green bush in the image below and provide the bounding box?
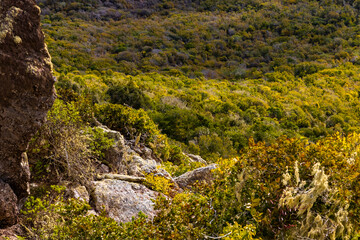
[107,80,153,109]
[21,183,260,240]
[212,133,360,238]
[52,64,360,162]
[95,103,160,142]
[95,102,188,162]
[87,127,115,161]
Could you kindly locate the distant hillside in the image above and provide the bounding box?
[38,0,360,19]
[40,0,360,80]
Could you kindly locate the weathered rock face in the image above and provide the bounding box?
[0,0,55,227]
[92,179,158,223]
[174,164,217,189]
[0,180,18,227]
[60,182,90,203]
[186,153,207,165]
[0,224,22,240]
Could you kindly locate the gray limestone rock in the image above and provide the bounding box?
[91,179,158,223]
[186,153,207,164]
[61,182,90,203]
[174,164,218,189]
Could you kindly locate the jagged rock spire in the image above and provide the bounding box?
[0,0,55,227]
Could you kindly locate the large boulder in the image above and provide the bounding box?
[91,179,158,223]
[174,164,217,189]
[0,0,55,227]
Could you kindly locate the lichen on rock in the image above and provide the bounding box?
[91,179,158,223]
[0,0,55,228]
[0,7,22,43]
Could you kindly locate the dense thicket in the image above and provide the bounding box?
[54,66,360,162]
[39,0,360,78]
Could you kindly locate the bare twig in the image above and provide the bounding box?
[203,231,232,239]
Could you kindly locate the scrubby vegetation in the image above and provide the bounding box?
[22,134,360,239]
[21,0,360,238]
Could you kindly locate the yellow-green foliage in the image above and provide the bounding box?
[39,0,360,161]
[95,102,184,162]
[222,223,260,240]
[28,99,113,184]
[21,185,91,239]
[162,160,205,177]
[96,103,160,142]
[21,185,122,240]
[28,99,94,184]
[87,127,115,161]
[145,174,173,195]
[21,1,360,238]
[22,133,360,239]
[20,184,256,240]
[41,0,360,79]
[55,72,108,104]
[38,0,360,163]
[55,64,360,162]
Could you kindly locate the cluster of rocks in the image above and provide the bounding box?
[82,125,216,224]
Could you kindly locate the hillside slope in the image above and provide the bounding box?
[11,0,360,239]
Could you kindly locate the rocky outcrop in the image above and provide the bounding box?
[0,0,55,227]
[91,179,158,223]
[174,164,217,189]
[98,126,171,179]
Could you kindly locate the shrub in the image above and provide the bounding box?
[28,99,94,185]
[162,158,205,177]
[279,161,352,239]
[144,174,173,195]
[96,103,183,162]
[107,80,153,109]
[21,185,91,239]
[217,133,360,238]
[21,185,153,240]
[87,127,115,161]
[294,62,326,77]
[196,134,237,161]
[95,103,160,143]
